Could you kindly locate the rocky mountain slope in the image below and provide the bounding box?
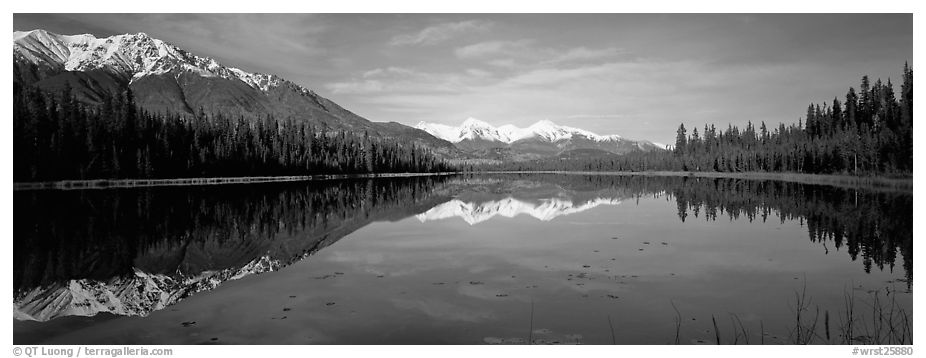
[13,29,457,155]
[13,29,665,162]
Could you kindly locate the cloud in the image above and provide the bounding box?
[497,63,634,87]
[545,46,627,64]
[487,59,518,68]
[392,298,494,323]
[465,68,493,78]
[456,40,627,70]
[563,114,629,120]
[326,66,491,95]
[324,58,786,143]
[454,39,534,58]
[389,20,492,46]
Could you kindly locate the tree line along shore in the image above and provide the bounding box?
[14,65,912,189]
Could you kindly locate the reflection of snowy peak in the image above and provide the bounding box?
[416,197,622,225]
[15,255,287,322]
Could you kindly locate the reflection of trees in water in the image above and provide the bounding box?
[15,174,911,293]
[669,177,912,290]
[14,177,450,291]
[490,173,912,289]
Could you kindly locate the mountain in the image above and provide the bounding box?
[416,196,623,225]
[15,177,456,322]
[12,174,641,322]
[12,29,457,156]
[14,256,283,322]
[416,118,663,160]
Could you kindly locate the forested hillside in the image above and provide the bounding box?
[475,64,913,176]
[13,81,453,182]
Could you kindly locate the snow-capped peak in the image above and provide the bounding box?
[13,29,293,93]
[416,196,622,225]
[414,118,625,144]
[461,117,492,127]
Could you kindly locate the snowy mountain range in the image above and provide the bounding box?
[13,29,283,91]
[12,29,664,161]
[416,118,624,144]
[416,118,663,158]
[12,29,456,154]
[416,196,622,225]
[14,255,286,322]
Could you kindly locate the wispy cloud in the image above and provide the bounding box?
[323,58,809,142]
[563,114,629,119]
[389,20,492,46]
[544,46,627,64]
[456,40,628,70]
[327,66,487,95]
[454,39,534,58]
[486,59,518,68]
[392,298,494,323]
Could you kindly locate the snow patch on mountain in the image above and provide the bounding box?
[13,29,291,93]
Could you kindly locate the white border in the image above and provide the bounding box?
[3,3,921,358]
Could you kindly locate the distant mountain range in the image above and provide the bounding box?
[417,196,623,225]
[417,118,664,160]
[13,29,663,162]
[13,175,632,322]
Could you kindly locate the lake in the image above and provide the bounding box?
[13,174,913,344]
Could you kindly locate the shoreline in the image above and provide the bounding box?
[478,170,913,193]
[13,170,912,192]
[12,172,458,191]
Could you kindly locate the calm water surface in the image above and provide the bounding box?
[13,174,912,344]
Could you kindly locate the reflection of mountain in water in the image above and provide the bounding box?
[14,177,453,321]
[417,197,622,225]
[13,173,912,322]
[14,257,281,321]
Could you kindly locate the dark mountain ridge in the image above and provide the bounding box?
[13,29,459,156]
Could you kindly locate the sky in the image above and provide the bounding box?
[13,14,912,145]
